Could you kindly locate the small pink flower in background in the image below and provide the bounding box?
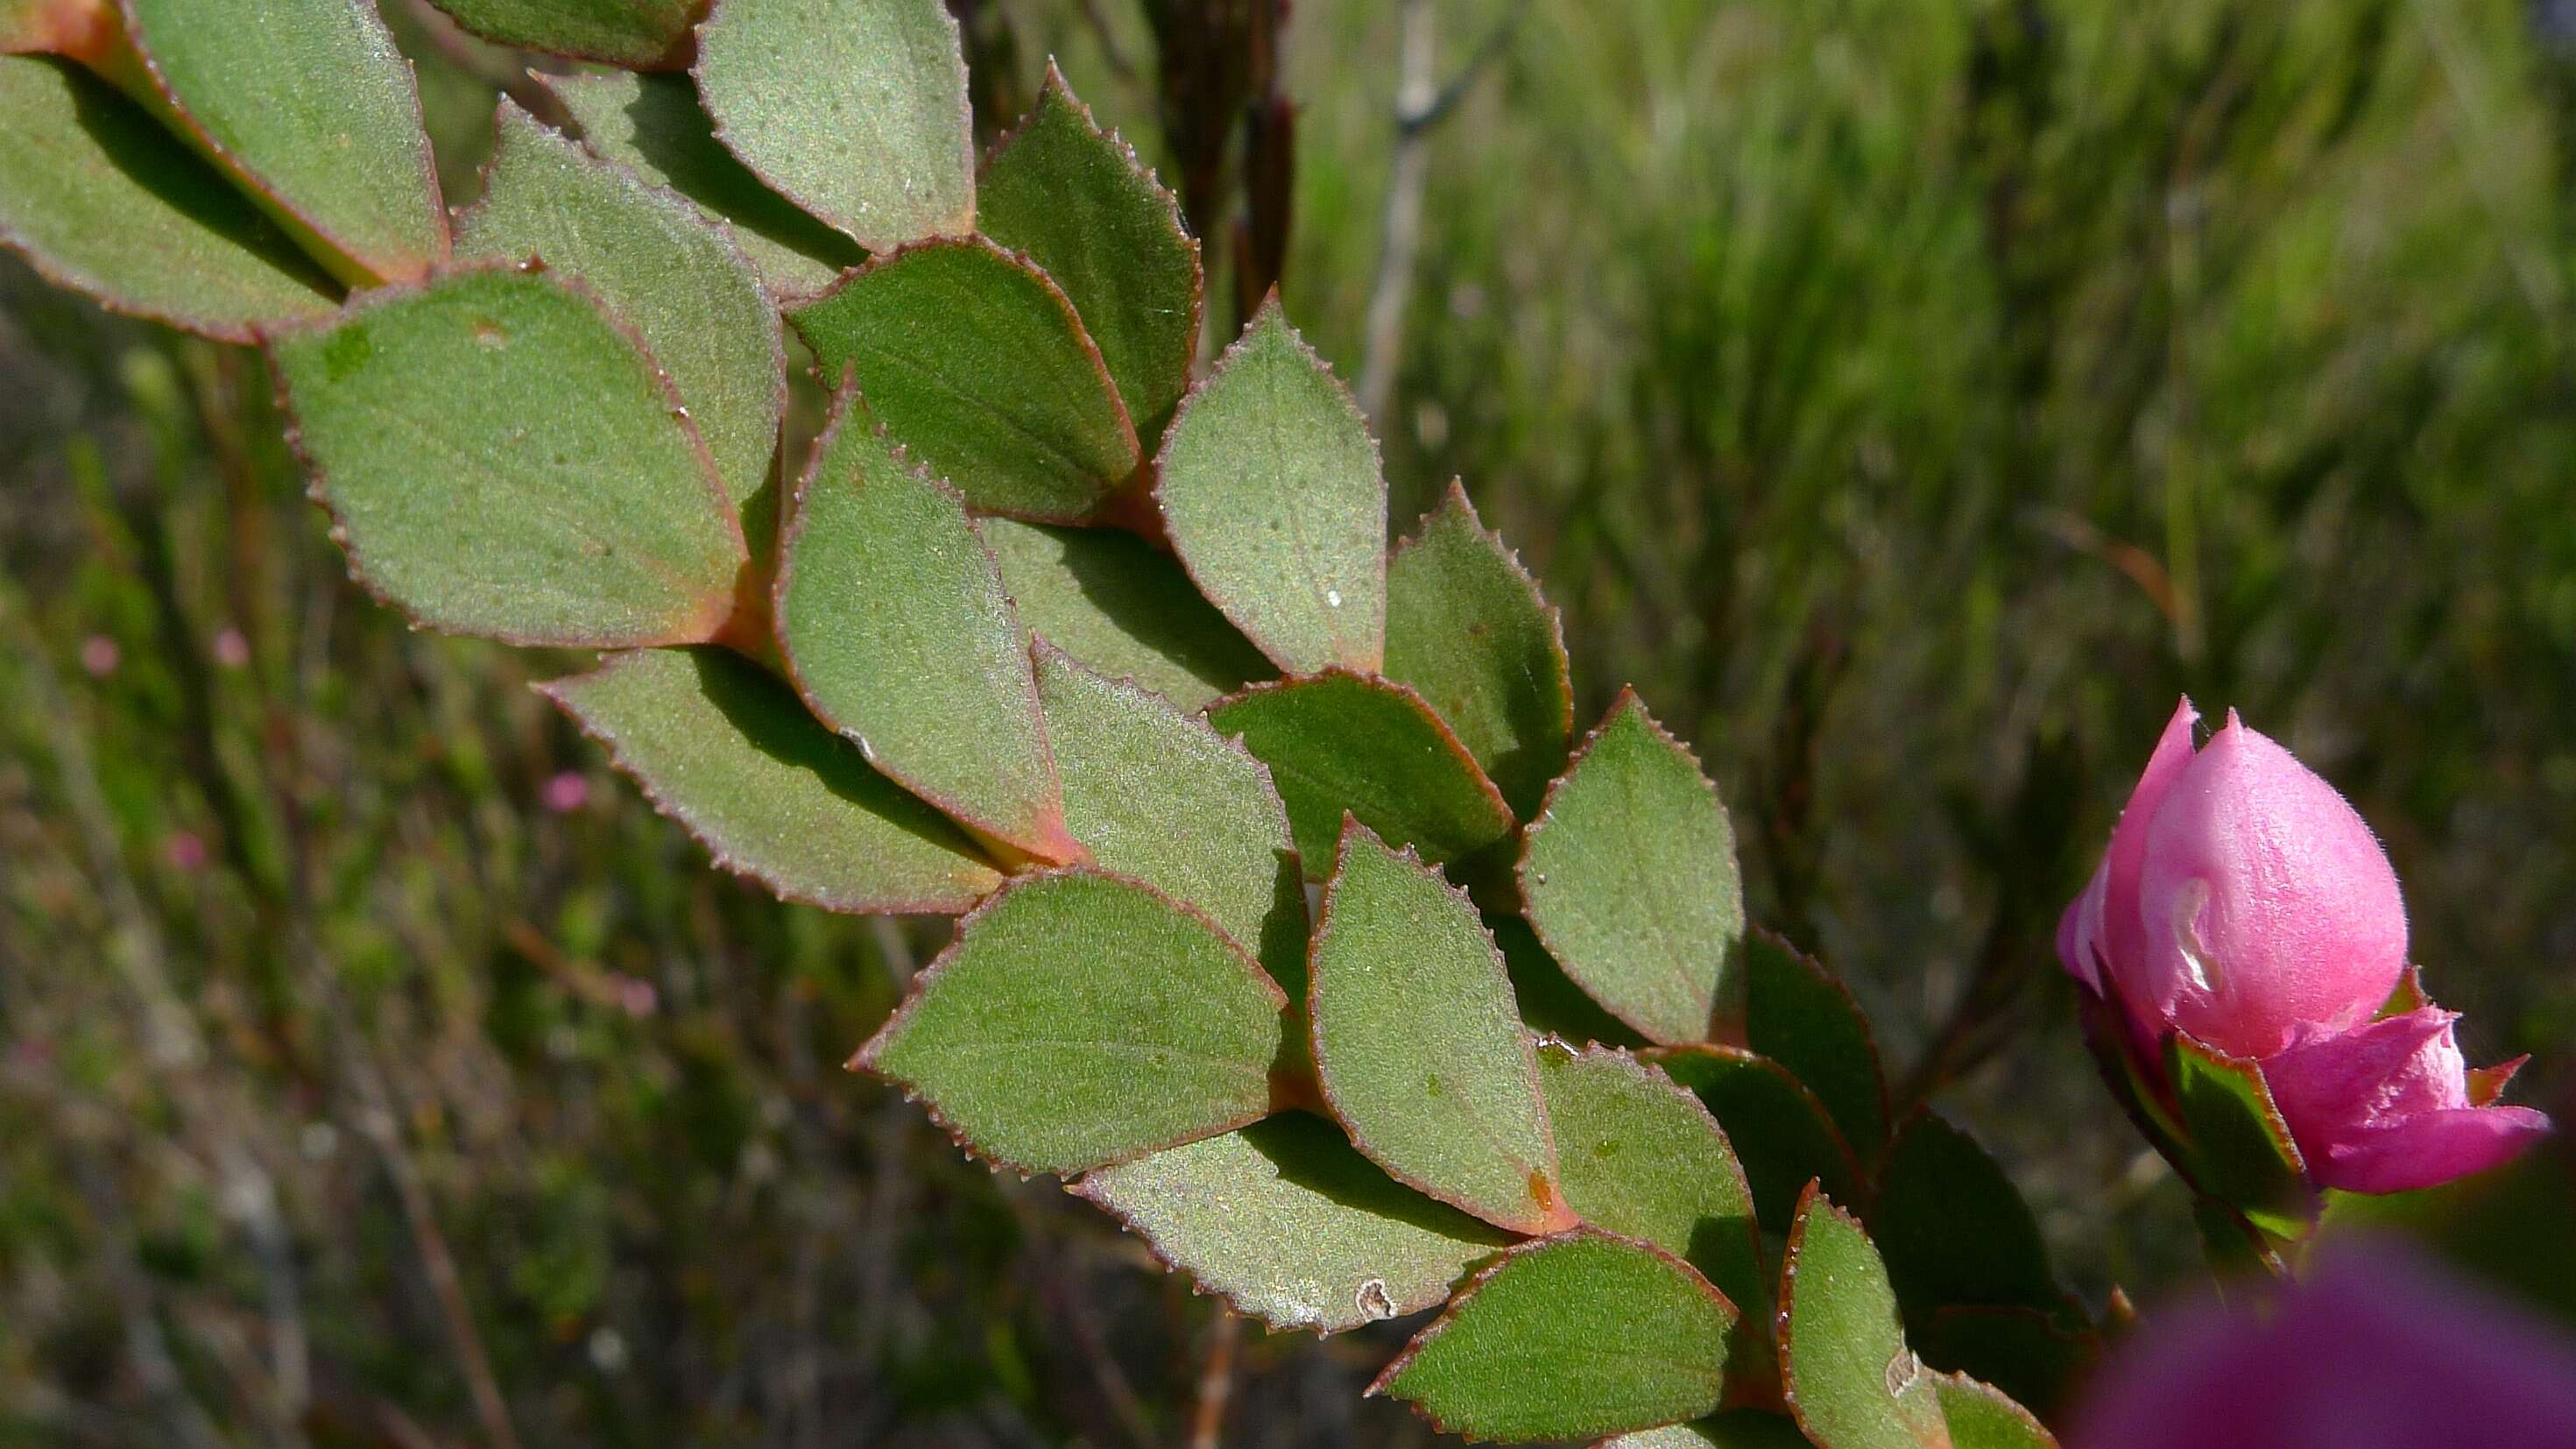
[612,976,658,1019]
[79,634,118,677]
[541,771,590,815]
[213,626,251,668]
[164,831,208,873]
[2061,698,2545,1193]
[2071,1240,2576,1449]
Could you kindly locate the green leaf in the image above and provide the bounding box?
[1494,914,1648,1050]
[0,55,336,341]
[1647,1045,1861,1231]
[773,382,1077,863]
[121,0,444,286]
[1521,690,1747,1044]
[538,647,1001,914]
[1537,1042,1771,1384]
[1873,1113,2065,1328]
[424,0,696,68]
[982,517,1269,711]
[1373,1230,1735,1442]
[1076,1111,1509,1333]
[1310,822,1563,1233]
[854,869,1287,1175]
[694,0,973,253]
[1384,481,1572,818]
[1747,931,1888,1153]
[458,102,785,548]
[1035,643,1305,1000]
[1598,1412,1816,1448]
[1777,1188,1947,1449]
[1930,1375,2057,1449]
[2166,1031,2315,1237]
[788,237,1140,522]
[1206,672,1514,880]
[1155,297,1387,674]
[270,265,747,647]
[1915,1306,2093,1424]
[540,69,863,300]
[978,62,1200,436]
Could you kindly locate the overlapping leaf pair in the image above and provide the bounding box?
[0,1,2088,1441]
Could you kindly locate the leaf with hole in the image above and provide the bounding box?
[694,0,973,252]
[1384,481,1571,818]
[1207,672,1514,880]
[1538,1042,1771,1387]
[270,265,747,647]
[1037,643,1305,1000]
[1873,1113,2068,1329]
[1647,1045,1860,1231]
[0,55,336,340]
[788,237,1140,522]
[1373,1230,1736,1442]
[774,382,1076,862]
[121,0,445,285]
[459,102,785,548]
[1521,690,1747,1044]
[854,869,1286,1175]
[541,69,862,300]
[539,647,1000,914]
[1747,931,1888,1153]
[1156,298,1386,673]
[983,517,1268,711]
[1309,822,1562,1233]
[978,62,1199,436]
[424,0,697,68]
[1778,1188,1948,1449]
[1076,1111,1509,1333]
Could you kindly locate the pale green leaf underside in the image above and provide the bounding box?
[426,0,697,67]
[859,869,1286,1175]
[1207,672,1514,880]
[1383,483,1571,819]
[983,517,1269,711]
[272,266,747,647]
[543,69,861,300]
[1310,825,1557,1233]
[1603,1413,1817,1448]
[1156,300,1386,673]
[1036,646,1306,1000]
[1077,1112,1507,1333]
[789,237,1139,523]
[0,56,336,340]
[1380,1231,1735,1442]
[1521,694,1747,1044]
[460,103,785,547]
[695,0,973,253]
[775,385,1073,860]
[124,0,445,281]
[977,65,1198,434]
[540,647,1000,913]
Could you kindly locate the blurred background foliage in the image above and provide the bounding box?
[4,0,2572,1444]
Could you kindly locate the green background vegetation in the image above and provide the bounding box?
[4,0,2572,1443]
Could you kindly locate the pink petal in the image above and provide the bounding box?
[2057,858,2111,993]
[2134,712,2407,1057]
[2072,1240,2576,1449]
[2310,1106,2554,1194]
[2098,698,2202,1036]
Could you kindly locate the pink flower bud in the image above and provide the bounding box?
[2262,1007,2550,1194]
[2058,699,2408,1059]
[2071,1240,2576,1449]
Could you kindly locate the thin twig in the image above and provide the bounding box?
[1187,1309,1242,1449]
[1357,0,1525,422]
